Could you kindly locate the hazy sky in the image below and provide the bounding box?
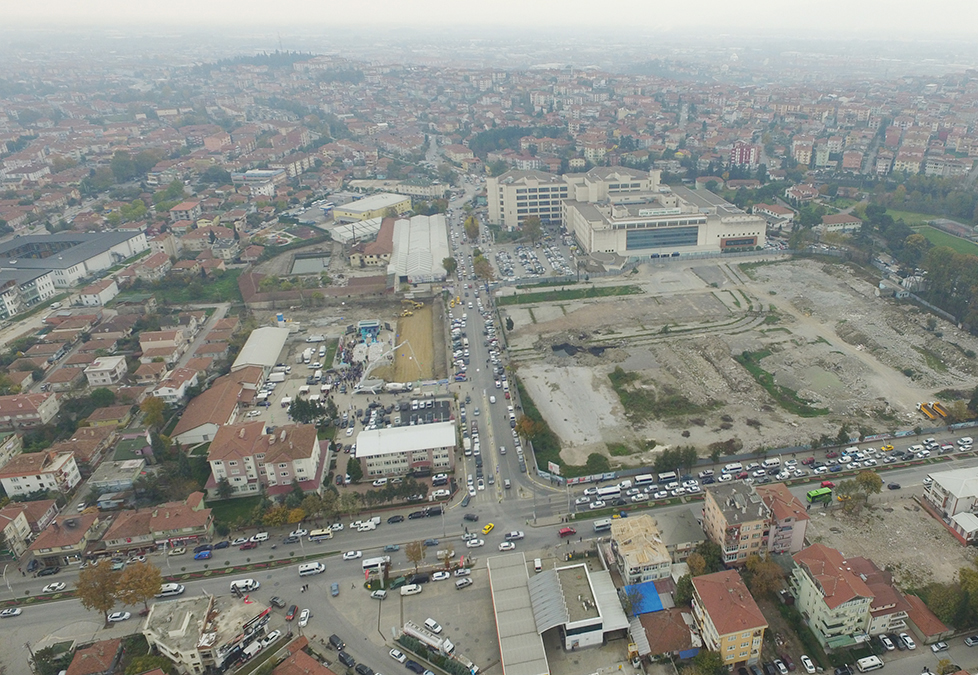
[8,0,978,37]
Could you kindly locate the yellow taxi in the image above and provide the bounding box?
[482,523,494,535]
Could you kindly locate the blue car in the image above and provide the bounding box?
[194,550,212,560]
[829,465,842,472]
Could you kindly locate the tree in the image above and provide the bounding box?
[438,549,454,570]
[117,562,163,610]
[443,257,458,276]
[743,554,785,598]
[405,541,425,571]
[346,457,363,483]
[473,255,494,281]
[505,317,514,331]
[140,396,165,429]
[125,655,174,675]
[90,387,117,409]
[463,216,480,241]
[690,650,728,675]
[76,560,121,624]
[216,477,233,500]
[674,574,694,605]
[686,552,707,577]
[693,541,725,573]
[854,470,883,495]
[922,581,966,626]
[522,216,543,244]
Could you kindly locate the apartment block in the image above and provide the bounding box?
[702,482,771,565]
[691,570,767,667]
[789,544,873,648]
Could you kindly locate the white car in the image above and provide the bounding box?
[489,395,496,404]
[42,582,67,593]
[899,632,916,649]
[589,500,606,510]
[290,528,308,538]
[0,608,22,618]
[466,539,485,548]
[263,630,282,647]
[329,523,344,532]
[390,649,407,663]
[298,609,311,627]
[575,496,590,505]
[631,493,648,503]
[342,550,362,560]
[498,541,516,551]
[800,655,815,674]
[345,427,354,436]
[468,485,476,497]
[652,490,669,499]
[372,478,388,487]
[107,612,131,622]
[432,571,451,581]
[246,410,261,418]
[718,473,733,482]
[454,568,471,577]
[583,487,599,496]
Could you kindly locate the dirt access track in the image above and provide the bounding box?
[500,256,978,466]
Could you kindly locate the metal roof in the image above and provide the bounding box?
[487,553,550,675]
[231,327,289,371]
[354,422,456,458]
[590,569,631,632]
[528,569,569,633]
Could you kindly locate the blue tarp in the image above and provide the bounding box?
[623,581,664,614]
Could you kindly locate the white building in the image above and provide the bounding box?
[387,214,451,285]
[923,467,978,518]
[79,278,120,306]
[333,193,411,223]
[487,169,570,231]
[609,514,672,584]
[355,422,455,477]
[0,270,56,319]
[231,326,290,373]
[0,450,81,496]
[0,231,148,288]
[84,355,128,387]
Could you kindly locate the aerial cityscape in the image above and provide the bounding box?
[3,11,978,675]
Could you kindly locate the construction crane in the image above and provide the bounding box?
[356,340,408,391]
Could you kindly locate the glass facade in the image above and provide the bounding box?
[626,226,699,250]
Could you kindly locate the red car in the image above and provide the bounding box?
[239,541,258,550]
[825,451,839,459]
[735,471,749,480]
[821,481,835,489]
[286,605,298,621]
[801,457,816,465]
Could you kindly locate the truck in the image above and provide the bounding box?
[932,401,950,418]
[268,371,286,383]
[403,620,455,654]
[298,385,310,396]
[917,402,937,420]
[280,396,293,408]
[302,348,314,364]
[384,382,413,393]
[272,365,289,374]
[462,437,472,455]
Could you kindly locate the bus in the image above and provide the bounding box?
[806,487,833,504]
[596,485,621,499]
[856,656,884,673]
[593,518,613,533]
[656,471,678,484]
[634,474,655,487]
[362,555,391,572]
[308,529,333,542]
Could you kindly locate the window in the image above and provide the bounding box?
[228,460,237,467]
[280,471,289,477]
[278,463,287,468]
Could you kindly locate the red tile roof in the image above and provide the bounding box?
[793,544,873,610]
[66,638,121,675]
[692,570,767,636]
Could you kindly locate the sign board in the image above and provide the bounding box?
[548,461,561,476]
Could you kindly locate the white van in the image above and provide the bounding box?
[533,558,543,572]
[251,532,269,543]
[617,479,632,490]
[155,583,186,598]
[762,457,781,469]
[723,462,743,474]
[400,583,422,596]
[298,562,325,577]
[230,579,260,592]
[424,618,443,634]
[358,521,376,532]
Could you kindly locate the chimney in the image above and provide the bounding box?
[239,427,246,438]
[280,430,286,441]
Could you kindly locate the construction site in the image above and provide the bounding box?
[500,256,978,467]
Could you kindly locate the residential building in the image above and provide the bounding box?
[609,513,672,583]
[135,251,173,281]
[153,367,200,404]
[101,491,213,554]
[333,193,411,223]
[753,203,795,223]
[789,544,873,648]
[65,639,123,675]
[171,367,263,446]
[0,392,60,428]
[846,556,910,637]
[87,458,146,494]
[0,431,24,470]
[730,142,760,168]
[702,482,771,565]
[207,422,324,498]
[0,506,33,557]
[355,422,455,477]
[0,270,56,319]
[349,217,395,267]
[691,570,767,667]
[169,200,202,223]
[139,329,187,354]
[83,355,128,386]
[86,405,133,427]
[149,232,180,259]
[754,482,810,554]
[78,278,119,306]
[29,511,101,568]
[0,449,82,496]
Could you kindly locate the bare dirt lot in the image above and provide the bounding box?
[501,257,978,467]
[394,304,436,381]
[806,491,978,586]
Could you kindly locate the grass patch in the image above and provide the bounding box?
[497,284,642,306]
[738,259,786,280]
[763,313,781,325]
[608,366,717,422]
[886,208,936,226]
[827,197,857,209]
[189,443,210,457]
[323,338,339,367]
[209,495,264,528]
[607,442,637,457]
[913,345,948,373]
[513,376,563,470]
[735,350,830,417]
[155,269,244,304]
[913,225,978,256]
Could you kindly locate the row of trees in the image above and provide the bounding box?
[77,561,162,624]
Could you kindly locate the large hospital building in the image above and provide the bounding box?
[487,167,766,258]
